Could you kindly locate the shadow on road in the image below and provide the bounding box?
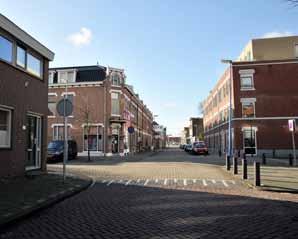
[2,183,298,238]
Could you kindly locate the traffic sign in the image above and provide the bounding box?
[56,99,73,117]
[128,126,135,134]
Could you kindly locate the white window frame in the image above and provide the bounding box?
[111,92,120,116]
[111,73,121,86]
[242,127,258,156]
[0,106,12,148]
[239,69,255,91]
[49,71,54,84]
[57,70,76,83]
[241,98,256,118]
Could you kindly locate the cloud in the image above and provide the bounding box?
[261,31,294,38]
[67,27,92,47]
[162,102,177,109]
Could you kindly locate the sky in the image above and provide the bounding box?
[1,0,297,135]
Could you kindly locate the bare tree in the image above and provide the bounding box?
[76,97,94,162]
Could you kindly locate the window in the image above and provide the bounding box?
[58,71,75,83]
[240,75,254,89]
[0,107,12,148]
[243,128,257,155]
[242,102,255,118]
[0,35,13,63]
[17,46,26,68]
[83,126,103,152]
[111,92,120,115]
[49,72,54,84]
[295,44,298,58]
[53,125,71,140]
[112,74,121,86]
[27,53,42,78]
[48,95,56,116]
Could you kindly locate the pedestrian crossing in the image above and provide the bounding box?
[97,178,238,188]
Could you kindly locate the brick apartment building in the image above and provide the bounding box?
[48,65,153,156]
[203,36,298,157]
[0,14,54,177]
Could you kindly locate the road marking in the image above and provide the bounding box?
[174,178,177,183]
[164,179,168,185]
[102,180,107,183]
[183,179,187,186]
[107,180,114,186]
[212,179,216,184]
[144,179,149,186]
[155,179,159,183]
[125,180,131,186]
[202,179,207,186]
[193,179,197,183]
[222,180,229,187]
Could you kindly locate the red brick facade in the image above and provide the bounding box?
[48,66,153,156]
[203,60,298,157]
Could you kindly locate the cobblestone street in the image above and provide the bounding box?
[1,149,298,238]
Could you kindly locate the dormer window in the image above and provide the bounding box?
[58,70,75,83]
[111,74,121,86]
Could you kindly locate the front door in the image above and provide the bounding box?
[111,134,119,154]
[243,128,257,156]
[26,114,41,170]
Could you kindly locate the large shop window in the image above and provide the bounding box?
[0,35,13,63]
[243,128,257,155]
[83,126,103,151]
[111,92,120,115]
[242,101,255,118]
[27,53,42,78]
[0,108,12,148]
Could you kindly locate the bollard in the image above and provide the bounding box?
[262,153,266,165]
[226,155,231,171]
[289,154,293,166]
[254,162,261,186]
[242,159,247,180]
[233,157,238,175]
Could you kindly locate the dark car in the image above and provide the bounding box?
[47,140,78,162]
[193,141,208,155]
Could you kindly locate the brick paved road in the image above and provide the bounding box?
[1,149,298,238]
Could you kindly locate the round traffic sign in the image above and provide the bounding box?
[128,126,135,134]
[56,99,73,117]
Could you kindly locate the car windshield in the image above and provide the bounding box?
[48,141,64,150]
[194,142,206,148]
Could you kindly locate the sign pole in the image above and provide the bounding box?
[292,126,296,166]
[63,82,68,182]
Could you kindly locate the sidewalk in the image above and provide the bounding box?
[228,156,298,193]
[0,173,91,229]
[69,150,159,164]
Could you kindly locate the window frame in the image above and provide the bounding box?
[111,92,120,116]
[0,34,13,64]
[0,106,12,149]
[295,44,298,58]
[241,101,255,118]
[16,44,27,68]
[240,74,254,90]
[111,74,121,86]
[27,52,43,78]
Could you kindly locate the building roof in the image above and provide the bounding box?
[50,65,106,83]
[0,14,54,61]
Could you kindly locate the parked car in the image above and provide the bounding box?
[47,140,78,162]
[184,144,193,152]
[193,141,208,155]
[180,144,186,149]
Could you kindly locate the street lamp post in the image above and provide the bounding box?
[221,59,233,158]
